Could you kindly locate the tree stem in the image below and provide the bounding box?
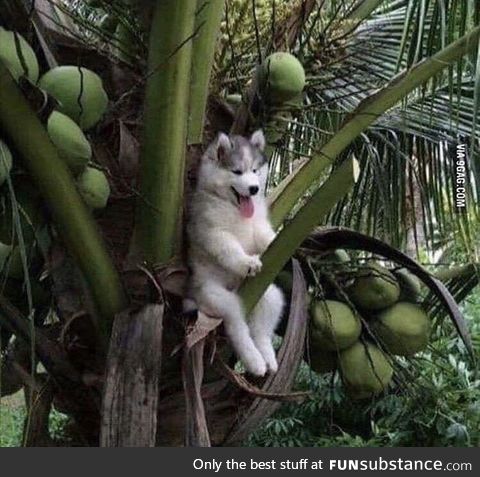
[135,0,196,264]
[187,0,225,145]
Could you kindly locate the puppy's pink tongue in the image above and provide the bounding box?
[239,195,254,218]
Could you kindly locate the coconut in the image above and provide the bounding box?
[394,268,422,302]
[349,263,400,311]
[320,249,350,263]
[76,166,110,209]
[373,302,430,356]
[38,66,108,130]
[0,27,39,82]
[333,249,350,263]
[339,341,393,399]
[310,299,361,351]
[258,52,305,104]
[309,347,337,373]
[47,111,92,173]
[0,139,13,185]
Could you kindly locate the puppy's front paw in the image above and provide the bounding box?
[253,338,278,374]
[266,356,278,374]
[244,354,267,377]
[246,255,262,276]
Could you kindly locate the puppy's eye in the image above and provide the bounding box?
[253,169,258,173]
[232,170,242,175]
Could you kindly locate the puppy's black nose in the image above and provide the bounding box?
[249,186,259,196]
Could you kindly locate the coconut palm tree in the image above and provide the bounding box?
[0,0,478,446]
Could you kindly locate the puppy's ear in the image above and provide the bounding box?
[216,132,232,163]
[250,129,265,151]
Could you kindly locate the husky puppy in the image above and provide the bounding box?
[187,130,284,376]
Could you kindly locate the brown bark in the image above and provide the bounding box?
[23,376,55,447]
[100,304,164,447]
[182,338,211,446]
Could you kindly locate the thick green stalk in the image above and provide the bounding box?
[136,0,196,264]
[270,25,480,228]
[240,158,359,314]
[187,0,225,145]
[0,63,126,335]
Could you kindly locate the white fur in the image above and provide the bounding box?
[186,132,285,376]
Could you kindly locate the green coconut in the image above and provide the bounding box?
[320,249,350,264]
[47,111,92,173]
[76,167,110,209]
[333,249,350,263]
[310,299,361,351]
[0,139,13,185]
[349,263,400,311]
[309,347,337,373]
[38,66,108,130]
[0,27,39,82]
[373,302,430,356]
[258,52,306,104]
[339,341,393,399]
[394,268,423,302]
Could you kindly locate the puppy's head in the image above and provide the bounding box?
[199,130,267,216]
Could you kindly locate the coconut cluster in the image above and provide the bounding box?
[306,253,431,399]
[0,28,111,212]
[0,29,111,293]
